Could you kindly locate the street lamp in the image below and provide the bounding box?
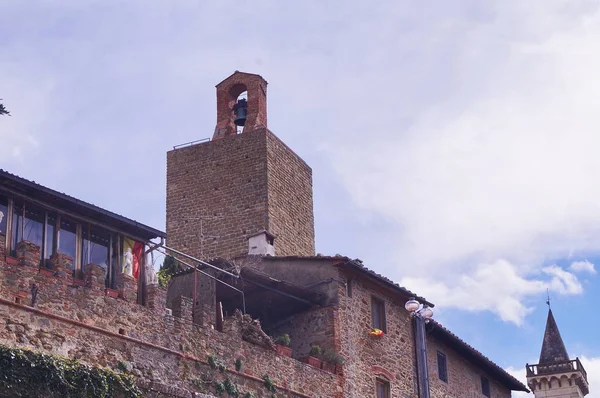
[405,298,434,398]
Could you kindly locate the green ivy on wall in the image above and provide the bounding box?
[0,344,141,397]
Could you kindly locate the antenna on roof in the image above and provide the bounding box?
[546,288,551,308]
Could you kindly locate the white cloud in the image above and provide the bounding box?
[323,2,600,320]
[504,365,529,398]
[402,260,583,325]
[581,356,600,397]
[542,265,584,295]
[570,260,597,274]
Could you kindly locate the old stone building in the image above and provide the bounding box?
[0,71,530,397]
[526,309,589,397]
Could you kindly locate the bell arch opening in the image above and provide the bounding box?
[230,84,248,134]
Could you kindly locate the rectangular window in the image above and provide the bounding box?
[10,201,24,257]
[23,205,45,255]
[43,212,57,269]
[437,351,448,383]
[9,201,47,266]
[481,376,490,397]
[58,217,78,272]
[0,195,8,235]
[371,296,387,332]
[347,278,353,297]
[82,225,111,286]
[376,378,390,398]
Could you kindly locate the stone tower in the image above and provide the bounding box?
[166,71,315,260]
[526,309,589,397]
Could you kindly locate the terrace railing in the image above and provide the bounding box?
[526,358,587,383]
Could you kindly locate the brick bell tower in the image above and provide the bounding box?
[166,71,315,260]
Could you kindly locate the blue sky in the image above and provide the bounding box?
[1,0,599,394]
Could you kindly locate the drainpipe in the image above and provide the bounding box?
[414,315,430,398]
[405,297,433,398]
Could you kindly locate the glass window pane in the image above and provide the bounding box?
[59,218,77,266]
[371,297,386,331]
[83,226,110,286]
[23,205,45,252]
[376,379,390,398]
[0,195,7,234]
[44,213,57,269]
[11,201,23,256]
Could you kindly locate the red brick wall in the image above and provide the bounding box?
[166,128,314,260]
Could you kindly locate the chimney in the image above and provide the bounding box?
[248,231,275,256]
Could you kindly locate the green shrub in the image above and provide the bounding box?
[309,344,322,358]
[0,344,141,397]
[273,334,291,347]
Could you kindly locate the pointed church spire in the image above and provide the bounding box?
[539,308,569,364]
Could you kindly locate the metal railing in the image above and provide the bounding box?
[172,137,210,149]
[526,358,587,382]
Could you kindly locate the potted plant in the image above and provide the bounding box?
[302,345,323,368]
[321,348,345,374]
[369,328,385,337]
[273,334,292,357]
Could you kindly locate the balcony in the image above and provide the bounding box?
[526,358,588,395]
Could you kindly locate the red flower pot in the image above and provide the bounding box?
[275,344,293,357]
[39,268,55,277]
[321,362,336,373]
[303,356,322,369]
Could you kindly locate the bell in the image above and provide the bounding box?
[233,98,247,127]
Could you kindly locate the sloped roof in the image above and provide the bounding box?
[428,320,529,392]
[215,70,268,87]
[0,169,165,240]
[539,308,570,364]
[262,255,434,307]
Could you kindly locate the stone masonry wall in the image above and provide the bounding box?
[265,130,314,257]
[336,271,418,398]
[268,306,336,360]
[427,338,511,398]
[0,245,342,398]
[167,269,216,328]
[166,128,314,261]
[336,266,513,398]
[166,130,269,261]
